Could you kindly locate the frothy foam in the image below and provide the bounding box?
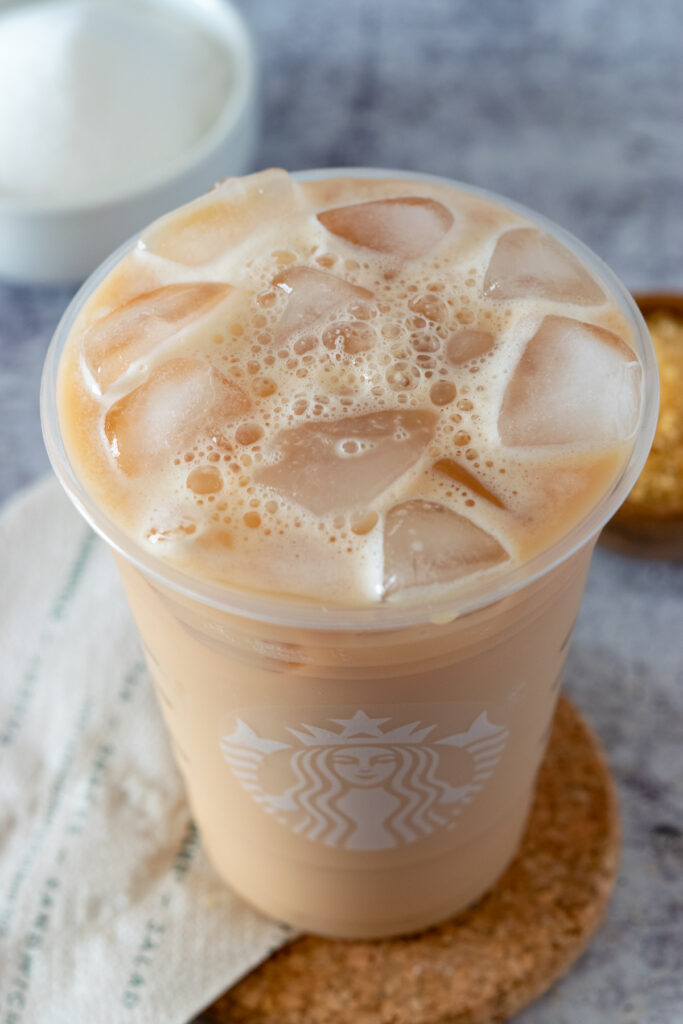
[57,170,642,605]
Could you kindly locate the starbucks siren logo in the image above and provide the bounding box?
[220,709,508,851]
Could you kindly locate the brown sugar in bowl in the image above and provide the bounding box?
[602,292,683,559]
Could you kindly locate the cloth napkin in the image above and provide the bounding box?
[0,477,293,1024]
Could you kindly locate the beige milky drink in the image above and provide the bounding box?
[44,169,656,938]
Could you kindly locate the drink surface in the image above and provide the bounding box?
[57,170,642,606]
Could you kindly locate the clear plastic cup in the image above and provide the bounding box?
[41,170,658,938]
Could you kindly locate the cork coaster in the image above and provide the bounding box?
[206,697,619,1024]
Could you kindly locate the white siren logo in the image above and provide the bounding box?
[220,710,509,851]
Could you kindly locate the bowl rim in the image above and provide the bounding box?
[0,0,256,214]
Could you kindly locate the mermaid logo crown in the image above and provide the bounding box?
[287,710,434,746]
[222,709,505,755]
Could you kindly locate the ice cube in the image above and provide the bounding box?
[498,315,641,447]
[143,168,300,266]
[446,328,496,365]
[104,357,250,474]
[317,197,454,260]
[83,282,235,394]
[273,266,372,342]
[255,409,436,515]
[483,228,605,305]
[383,500,508,595]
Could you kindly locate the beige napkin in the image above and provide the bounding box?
[0,477,293,1024]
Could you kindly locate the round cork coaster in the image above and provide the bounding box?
[207,696,619,1024]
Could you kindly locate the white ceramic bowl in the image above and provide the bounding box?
[0,0,258,285]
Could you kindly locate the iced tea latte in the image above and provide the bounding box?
[48,170,652,937]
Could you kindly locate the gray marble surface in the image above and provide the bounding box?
[1,1,681,1021]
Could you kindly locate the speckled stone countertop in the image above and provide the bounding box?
[1,2,681,1021]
